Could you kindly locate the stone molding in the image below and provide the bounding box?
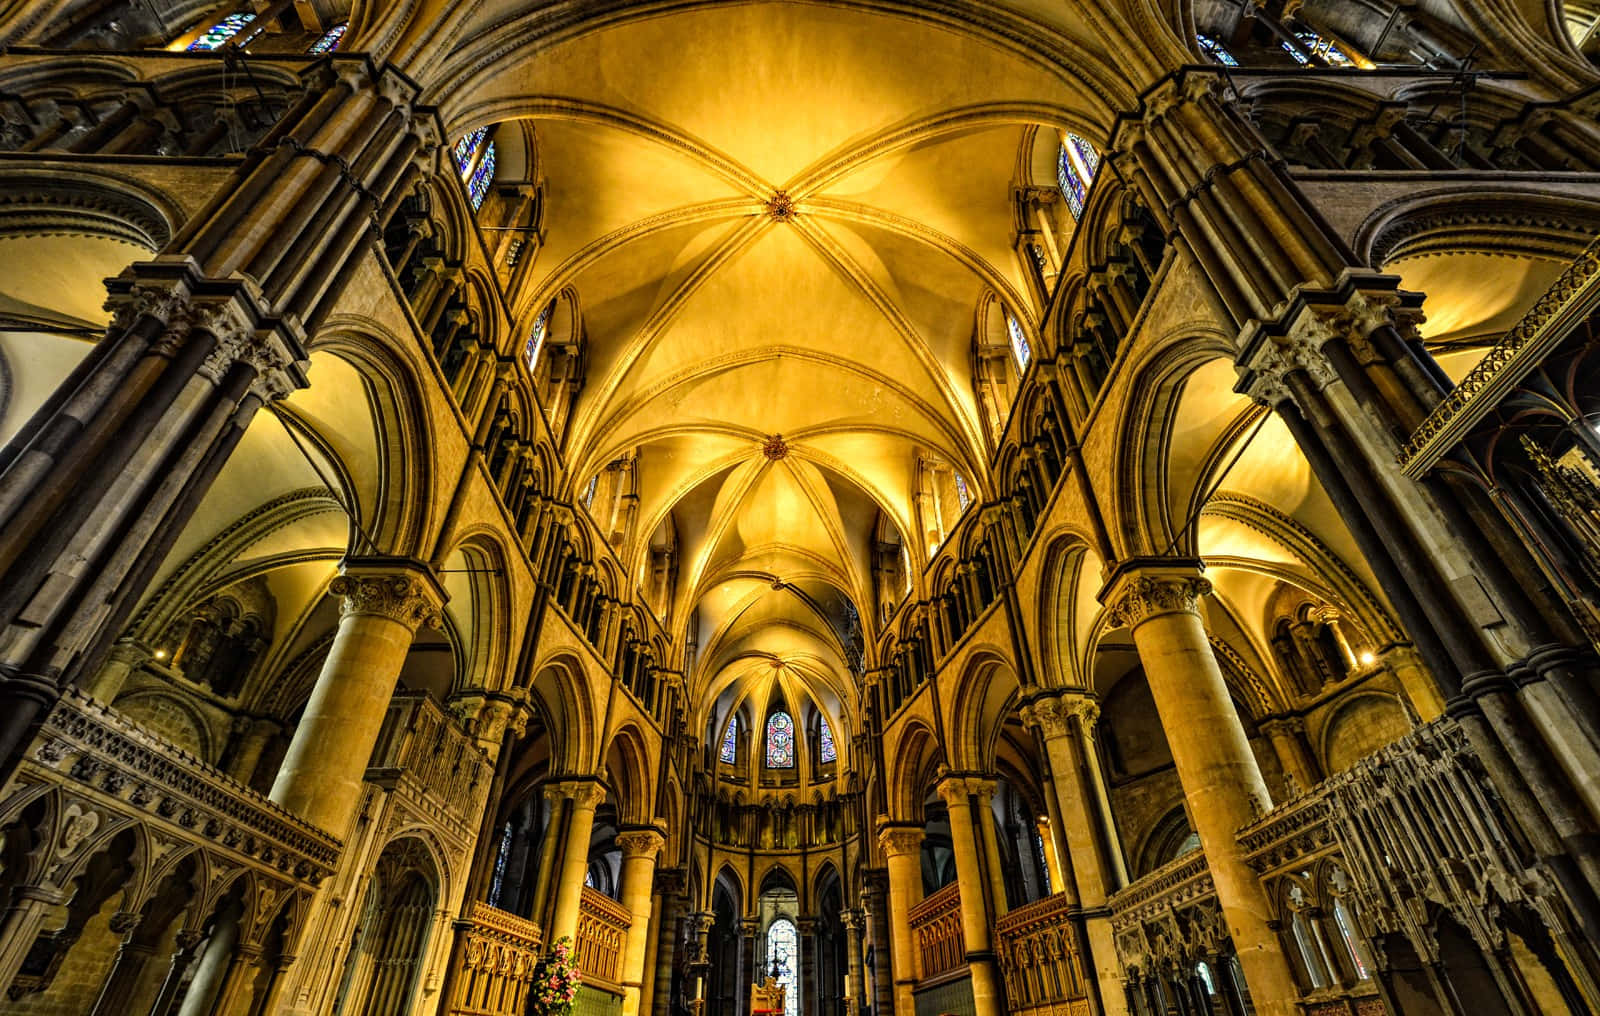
[1102,560,1211,630]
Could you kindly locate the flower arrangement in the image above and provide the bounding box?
[530,936,582,1016]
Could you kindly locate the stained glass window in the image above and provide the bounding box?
[488,819,514,906]
[954,474,971,511]
[765,711,795,768]
[766,918,800,1016]
[526,303,552,372]
[188,12,255,51]
[1056,134,1100,221]
[720,718,738,764]
[584,868,596,889]
[1292,29,1352,66]
[467,142,497,210]
[818,717,837,764]
[1196,33,1238,66]
[453,127,489,176]
[1006,314,1031,369]
[309,23,347,54]
[583,475,598,509]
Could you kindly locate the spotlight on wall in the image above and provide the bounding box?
[154,649,168,660]
[1358,651,1375,666]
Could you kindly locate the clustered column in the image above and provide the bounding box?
[1102,559,1299,1015]
[1020,692,1129,1016]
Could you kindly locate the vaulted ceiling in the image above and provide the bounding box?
[438,3,1108,738]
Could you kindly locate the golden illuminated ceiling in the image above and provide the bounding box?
[429,2,1135,734]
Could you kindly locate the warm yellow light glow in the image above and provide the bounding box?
[1359,652,1375,666]
[154,649,168,660]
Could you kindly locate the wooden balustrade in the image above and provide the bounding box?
[908,882,965,980]
[575,886,631,988]
[443,902,543,1016]
[994,893,1091,1016]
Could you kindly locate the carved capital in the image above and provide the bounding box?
[1020,692,1100,739]
[839,908,864,934]
[616,829,666,860]
[738,917,760,937]
[329,565,444,633]
[876,824,923,858]
[934,774,996,806]
[1259,715,1308,738]
[1102,561,1210,630]
[544,778,606,810]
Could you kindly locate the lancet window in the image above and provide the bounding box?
[766,917,799,1016]
[766,711,796,768]
[818,717,836,764]
[1006,313,1031,369]
[720,717,739,764]
[188,12,255,50]
[955,473,972,511]
[526,303,553,371]
[1056,133,1101,220]
[453,127,497,211]
[1286,29,1352,66]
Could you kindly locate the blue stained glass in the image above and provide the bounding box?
[818,718,836,764]
[766,918,799,1016]
[1057,133,1100,221]
[583,475,598,509]
[1006,314,1031,369]
[188,12,255,51]
[454,127,489,176]
[720,719,738,763]
[765,711,795,768]
[525,303,552,371]
[955,474,971,511]
[1294,29,1352,66]
[1196,33,1239,66]
[468,142,497,210]
[309,23,347,54]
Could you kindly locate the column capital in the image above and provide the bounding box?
[1100,558,1210,630]
[933,772,996,806]
[543,777,607,810]
[1019,690,1100,739]
[616,828,667,860]
[688,910,716,934]
[330,557,446,632]
[876,823,924,858]
[738,917,760,937]
[1259,715,1308,737]
[796,916,817,934]
[654,866,687,896]
[839,908,864,933]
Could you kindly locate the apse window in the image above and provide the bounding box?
[720,718,738,764]
[1056,133,1101,221]
[765,711,796,768]
[1005,314,1031,370]
[309,23,347,54]
[188,12,255,50]
[818,717,837,764]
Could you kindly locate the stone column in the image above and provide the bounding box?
[269,558,444,836]
[798,916,818,1016]
[1020,692,1128,1016]
[861,869,895,1016]
[647,867,687,1016]
[617,828,667,1016]
[934,775,1004,1016]
[1102,560,1299,1015]
[226,716,280,786]
[81,640,149,703]
[876,827,922,1016]
[840,909,866,1016]
[546,779,607,944]
[688,911,716,1016]
[736,917,759,1016]
[1258,717,1320,794]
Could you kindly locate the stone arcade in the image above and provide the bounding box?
[1,3,1600,1016]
